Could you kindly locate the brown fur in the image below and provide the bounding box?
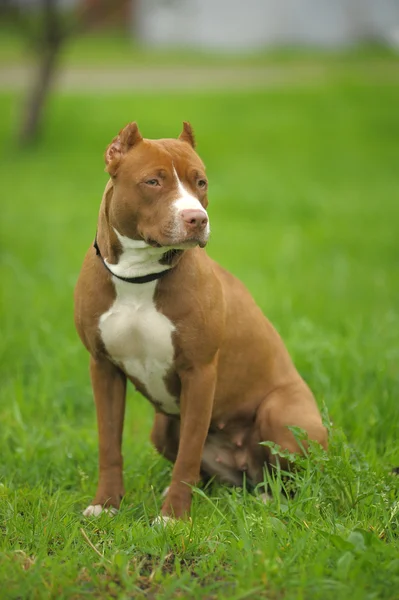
[74,122,327,519]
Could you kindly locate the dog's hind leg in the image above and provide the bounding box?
[256,379,328,471]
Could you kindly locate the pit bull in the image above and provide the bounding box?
[74,122,327,520]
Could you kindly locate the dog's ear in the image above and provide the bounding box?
[178,121,196,148]
[105,122,143,176]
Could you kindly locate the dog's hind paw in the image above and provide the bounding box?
[83,504,118,517]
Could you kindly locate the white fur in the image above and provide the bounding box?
[152,515,174,526]
[172,168,210,241]
[99,277,179,415]
[173,167,206,213]
[104,230,171,278]
[83,504,118,517]
[259,492,273,504]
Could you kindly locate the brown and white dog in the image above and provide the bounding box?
[74,122,327,520]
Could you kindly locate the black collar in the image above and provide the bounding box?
[93,236,172,284]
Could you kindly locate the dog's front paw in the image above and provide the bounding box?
[152,514,174,526]
[161,482,192,519]
[259,492,273,504]
[84,480,124,517]
[83,504,118,517]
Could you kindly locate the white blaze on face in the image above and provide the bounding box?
[172,168,210,240]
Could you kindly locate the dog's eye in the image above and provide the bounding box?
[145,179,160,186]
[197,179,207,189]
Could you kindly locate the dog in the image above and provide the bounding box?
[74,122,327,520]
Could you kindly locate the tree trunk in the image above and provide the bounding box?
[18,0,63,145]
[18,41,61,145]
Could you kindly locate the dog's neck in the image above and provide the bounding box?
[106,229,174,278]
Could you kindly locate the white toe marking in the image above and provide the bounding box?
[83,504,118,517]
[83,504,103,517]
[259,492,273,504]
[152,515,174,526]
[106,507,118,516]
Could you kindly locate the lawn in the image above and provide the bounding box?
[0,64,399,598]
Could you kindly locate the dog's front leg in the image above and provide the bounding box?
[161,361,217,520]
[84,356,127,516]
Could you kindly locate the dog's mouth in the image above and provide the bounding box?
[146,237,207,249]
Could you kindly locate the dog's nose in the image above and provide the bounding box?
[181,209,208,230]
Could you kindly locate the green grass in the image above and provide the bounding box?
[1,70,399,598]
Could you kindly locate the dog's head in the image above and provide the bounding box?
[104,122,210,250]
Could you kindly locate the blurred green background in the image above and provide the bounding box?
[1,3,399,598]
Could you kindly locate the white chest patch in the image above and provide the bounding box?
[99,278,179,415]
